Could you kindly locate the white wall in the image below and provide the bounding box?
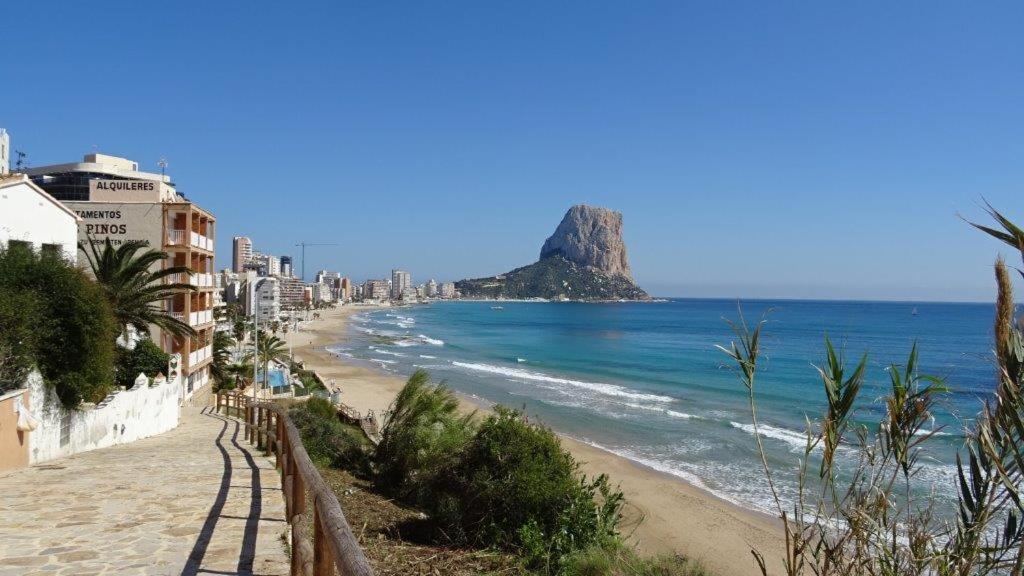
[0,180,79,262]
[26,368,181,465]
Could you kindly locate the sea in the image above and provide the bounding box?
[329,299,996,516]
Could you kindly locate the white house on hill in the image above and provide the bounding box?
[0,174,80,262]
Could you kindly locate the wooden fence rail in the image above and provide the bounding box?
[216,391,374,576]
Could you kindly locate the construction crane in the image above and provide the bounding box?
[294,242,339,282]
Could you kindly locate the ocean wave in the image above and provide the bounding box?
[418,334,444,346]
[451,361,674,403]
[516,357,528,363]
[374,349,405,357]
[666,410,697,420]
[731,421,812,451]
[419,354,437,359]
[372,359,397,365]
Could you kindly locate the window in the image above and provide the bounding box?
[41,243,62,258]
[6,239,32,252]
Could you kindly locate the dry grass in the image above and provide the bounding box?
[319,466,525,576]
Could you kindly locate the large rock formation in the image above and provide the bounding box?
[456,205,649,301]
[540,205,633,279]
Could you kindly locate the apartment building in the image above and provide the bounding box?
[28,153,217,399]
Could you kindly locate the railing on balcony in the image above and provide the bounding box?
[188,344,212,366]
[169,311,185,323]
[167,229,187,246]
[189,309,214,326]
[189,272,214,288]
[167,272,189,284]
[190,232,214,251]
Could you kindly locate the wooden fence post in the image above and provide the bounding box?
[313,503,331,575]
[256,406,264,450]
[276,415,285,470]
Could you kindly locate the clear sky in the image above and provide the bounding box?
[4,2,1022,301]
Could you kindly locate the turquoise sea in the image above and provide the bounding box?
[331,299,996,515]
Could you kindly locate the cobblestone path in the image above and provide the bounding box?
[0,406,289,576]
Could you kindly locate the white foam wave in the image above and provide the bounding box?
[731,422,811,451]
[517,357,528,363]
[419,354,437,359]
[418,334,444,346]
[374,349,405,357]
[666,410,697,420]
[451,361,674,403]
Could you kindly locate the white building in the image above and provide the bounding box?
[255,277,280,324]
[0,129,9,175]
[391,269,412,299]
[426,279,438,297]
[0,174,81,262]
[440,282,456,299]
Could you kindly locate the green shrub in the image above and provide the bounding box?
[560,542,708,576]
[373,369,475,505]
[115,338,169,388]
[290,400,370,475]
[0,245,117,407]
[0,289,40,392]
[432,406,624,571]
[304,396,337,420]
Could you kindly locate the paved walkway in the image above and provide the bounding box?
[0,407,290,576]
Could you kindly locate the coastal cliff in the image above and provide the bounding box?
[456,205,650,301]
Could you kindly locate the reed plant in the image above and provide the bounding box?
[720,205,1024,575]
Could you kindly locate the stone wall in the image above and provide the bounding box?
[26,370,181,465]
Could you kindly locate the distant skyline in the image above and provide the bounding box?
[4,1,1022,301]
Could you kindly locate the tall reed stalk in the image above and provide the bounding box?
[720,205,1024,576]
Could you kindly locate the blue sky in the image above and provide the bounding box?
[4,1,1022,301]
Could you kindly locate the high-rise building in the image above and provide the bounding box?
[391,269,412,299]
[0,129,9,175]
[254,277,280,324]
[28,153,217,400]
[233,236,252,273]
[340,277,352,301]
[440,282,456,299]
[281,255,293,277]
[426,279,438,298]
[278,276,305,309]
[363,279,389,301]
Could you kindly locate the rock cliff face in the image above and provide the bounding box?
[539,205,633,279]
[456,205,649,301]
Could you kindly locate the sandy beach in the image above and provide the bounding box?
[284,305,786,576]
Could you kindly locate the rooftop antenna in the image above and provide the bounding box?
[294,242,339,282]
[158,158,168,179]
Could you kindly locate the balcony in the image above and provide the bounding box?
[188,344,212,367]
[189,309,214,326]
[169,311,185,323]
[189,272,214,288]
[167,229,187,246]
[190,231,214,251]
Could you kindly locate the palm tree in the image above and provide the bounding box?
[210,331,236,389]
[248,332,289,390]
[81,238,196,340]
[232,317,249,356]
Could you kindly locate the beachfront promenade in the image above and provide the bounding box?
[0,406,289,576]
